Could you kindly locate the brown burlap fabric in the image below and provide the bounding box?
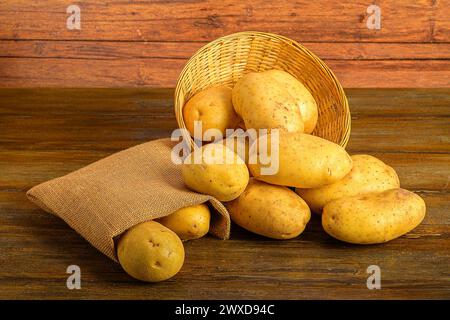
[26,138,230,262]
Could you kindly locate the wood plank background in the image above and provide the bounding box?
[0,0,449,88]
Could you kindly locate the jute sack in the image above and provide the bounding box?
[26,138,230,262]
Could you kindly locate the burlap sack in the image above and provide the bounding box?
[26,138,230,262]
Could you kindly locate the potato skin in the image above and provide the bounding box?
[264,70,318,134]
[296,155,400,213]
[117,221,185,282]
[322,188,426,244]
[156,203,211,240]
[232,71,304,133]
[248,132,353,188]
[183,86,239,141]
[182,143,249,201]
[226,179,311,239]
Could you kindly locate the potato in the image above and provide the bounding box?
[248,132,352,188]
[264,69,318,133]
[182,143,249,201]
[225,179,311,239]
[296,155,400,213]
[117,221,185,282]
[156,203,211,240]
[322,188,426,244]
[232,71,304,133]
[183,86,239,141]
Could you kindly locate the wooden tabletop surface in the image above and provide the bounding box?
[0,88,449,299]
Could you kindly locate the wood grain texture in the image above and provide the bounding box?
[1,58,449,88]
[1,1,448,42]
[3,40,450,60]
[0,1,449,88]
[0,88,449,299]
[1,89,448,152]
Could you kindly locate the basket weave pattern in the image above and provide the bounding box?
[175,31,351,148]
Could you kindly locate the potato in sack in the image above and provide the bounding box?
[117,221,185,282]
[157,203,211,240]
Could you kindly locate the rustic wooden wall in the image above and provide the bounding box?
[1,0,449,88]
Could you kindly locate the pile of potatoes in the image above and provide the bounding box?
[117,69,426,282]
[117,204,211,282]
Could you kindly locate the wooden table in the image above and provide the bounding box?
[0,88,449,299]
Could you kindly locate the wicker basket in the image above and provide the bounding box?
[174,31,351,148]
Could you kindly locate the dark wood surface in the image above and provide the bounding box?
[1,1,449,88]
[0,88,449,299]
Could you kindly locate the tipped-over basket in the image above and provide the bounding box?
[174,31,351,148]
